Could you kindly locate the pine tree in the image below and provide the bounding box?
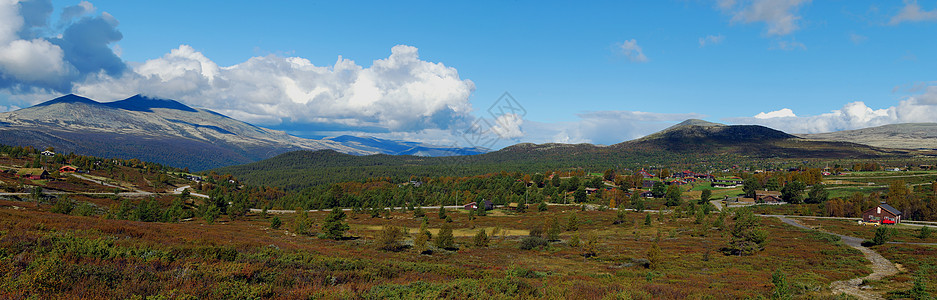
[435,223,455,250]
[547,217,562,241]
[473,229,489,247]
[292,207,312,235]
[647,243,662,269]
[322,209,350,240]
[567,215,579,231]
[700,189,712,204]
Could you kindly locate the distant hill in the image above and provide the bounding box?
[216,119,908,189]
[0,94,487,170]
[322,135,488,156]
[797,123,937,150]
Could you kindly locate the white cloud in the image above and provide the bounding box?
[719,0,812,36]
[0,0,124,93]
[73,44,476,132]
[772,39,806,51]
[889,0,937,25]
[521,111,707,145]
[0,38,68,84]
[849,33,868,44]
[490,113,524,139]
[618,39,648,63]
[754,108,796,119]
[0,1,69,87]
[699,34,725,47]
[728,86,937,133]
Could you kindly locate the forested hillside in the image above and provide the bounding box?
[214,122,912,190]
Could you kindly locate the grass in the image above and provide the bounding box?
[796,218,937,244]
[0,199,874,299]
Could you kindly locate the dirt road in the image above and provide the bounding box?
[776,217,898,300]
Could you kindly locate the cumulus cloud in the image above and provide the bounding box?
[718,0,812,36]
[727,86,937,133]
[73,44,476,132]
[522,111,707,145]
[699,34,725,47]
[754,108,796,119]
[0,0,124,93]
[890,0,937,25]
[618,39,648,63]
[490,113,524,139]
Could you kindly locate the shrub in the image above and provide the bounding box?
[51,196,75,215]
[538,202,548,212]
[581,231,598,258]
[413,207,425,218]
[72,202,95,217]
[377,226,406,251]
[771,270,791,300]
[519,236,548,250]
[529,225,544,238]
[438,207,447,219]
[568,234,580,248]
[644,213,652,226]
[135,198,162,222]
[270,217,282,229]
[917,226,932,240]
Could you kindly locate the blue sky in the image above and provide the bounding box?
[1,0,936,148]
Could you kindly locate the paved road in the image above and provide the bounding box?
[172,186,209,199]
[827,173,937,180]
[69,173,151,194]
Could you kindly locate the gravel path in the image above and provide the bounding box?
[776,217,898,300]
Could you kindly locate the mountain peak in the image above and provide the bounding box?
[673,119,724,127]
[34,94,100,107]
[104,94,197,112]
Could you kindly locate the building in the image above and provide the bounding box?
[463,202,477,210]
[506,202,526,210]
[17,168,48,180]
[58,165,78,173]
[755,191,783,203]
[863,203,902,224]
[41,150,55,156]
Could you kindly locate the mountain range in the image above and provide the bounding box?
[3,94,935,176]
[797,123,937,150]
[215,119,923,189]
[0,94,486,170]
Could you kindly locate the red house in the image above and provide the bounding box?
[863,203,902,224]
[58,165,78,173]
[17,168,48,180]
